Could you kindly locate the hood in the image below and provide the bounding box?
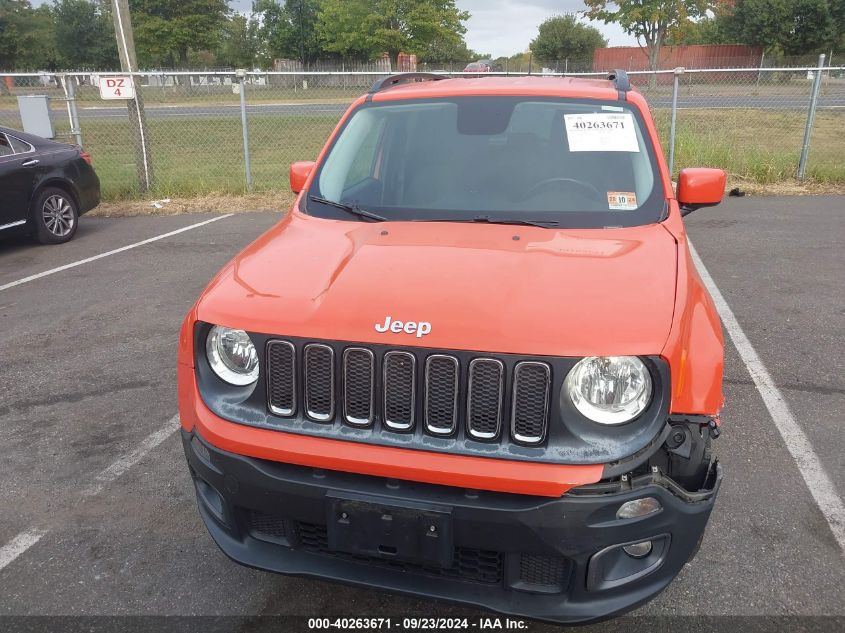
[197,213,678,357]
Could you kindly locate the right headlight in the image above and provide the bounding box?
[205,325,259,386]
[564,356,652,425]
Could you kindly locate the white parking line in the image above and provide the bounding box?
[0,214,233,293]
[0,528,47,573]
[689,242,845,556]
[82,414,181,497]
[0,414,181,571]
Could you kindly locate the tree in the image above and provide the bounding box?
[316,0,469,67]
[253,0,323,66]
[719,0,838,56]
[492,51,533,73]
[670,0,843,55]
[529,14,607,67]
[584,0,713,74]
[833,0,845,50]
[784,0,837,55]
[0,0,57,70]
[420,35,476,65]
[214,13,260,69]
[665,17,728,45]
[52,0,119,69]
[128,0,230,67]
[0,0,32,69]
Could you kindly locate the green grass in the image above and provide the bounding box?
[653,108,845,184]
[50,107,845,201]
[76,114,340,200]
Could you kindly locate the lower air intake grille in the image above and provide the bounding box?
[452,547,503,584]
[294,521,503,585]
[518,554,569,590]
[247,510,288,542]
[296,520,328,550]
[511,361,551,445]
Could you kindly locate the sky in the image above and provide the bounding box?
[31,0,639,59]
[455,1,638,56]
[225,0,640,57]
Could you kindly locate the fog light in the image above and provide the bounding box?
[616,497,661,520]
[623,541,653,558]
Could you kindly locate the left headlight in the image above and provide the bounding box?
[564,356,652,425]
[205,325,259,386]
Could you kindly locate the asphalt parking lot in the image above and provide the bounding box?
[0,196,843,632]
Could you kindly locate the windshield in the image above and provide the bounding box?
[307,96,665,228]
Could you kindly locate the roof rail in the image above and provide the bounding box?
[368,72,448,94]
[607,69,631,92]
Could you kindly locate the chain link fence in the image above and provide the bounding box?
[1,64,843,201]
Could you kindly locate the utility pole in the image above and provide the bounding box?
[112,0,153,192]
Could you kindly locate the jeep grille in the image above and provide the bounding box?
[466,358,505,440]
[511,362,552,444]
[342,348,374,426]
[304,343,334,421]
[424,355,459,435]
[266,341,295,416]
[383,351,416,430]
[266,341,551,446]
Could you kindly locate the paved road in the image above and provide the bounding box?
[0,197,843,632]
[1,93,843,124]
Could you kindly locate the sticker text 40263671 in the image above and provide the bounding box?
[563,113,639,153]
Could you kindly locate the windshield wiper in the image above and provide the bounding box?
[308,195,387,222]
[414,215,558,228]
[470,215,559,228]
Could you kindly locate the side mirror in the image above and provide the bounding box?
[677,168,727,216]
[289,160,316,194]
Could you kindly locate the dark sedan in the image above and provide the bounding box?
[0,126,100,244]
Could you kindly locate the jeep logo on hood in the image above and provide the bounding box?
[375,316,431,338]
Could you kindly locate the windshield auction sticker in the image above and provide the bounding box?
[564,112,639,152]
[607,191,638,210]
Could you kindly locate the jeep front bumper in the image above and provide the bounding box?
[182,430,721,624]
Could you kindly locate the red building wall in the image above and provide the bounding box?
[593,44,764,72]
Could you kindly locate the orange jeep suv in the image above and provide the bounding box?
[178,71,726,623]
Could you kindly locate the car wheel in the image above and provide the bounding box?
[33,187,79,244]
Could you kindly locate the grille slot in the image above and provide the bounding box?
[296,521,328,551]
[342,347,375,426]
[467,358,504,440]
[424,355,459,435]
[383,351,416,430]
[247,510,288,543]
[510,361,551,445]
[518,554,569,591]
[266,341,296,416]
[304,344,335,422]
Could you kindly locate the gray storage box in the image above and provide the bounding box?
[17,95,55,138]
